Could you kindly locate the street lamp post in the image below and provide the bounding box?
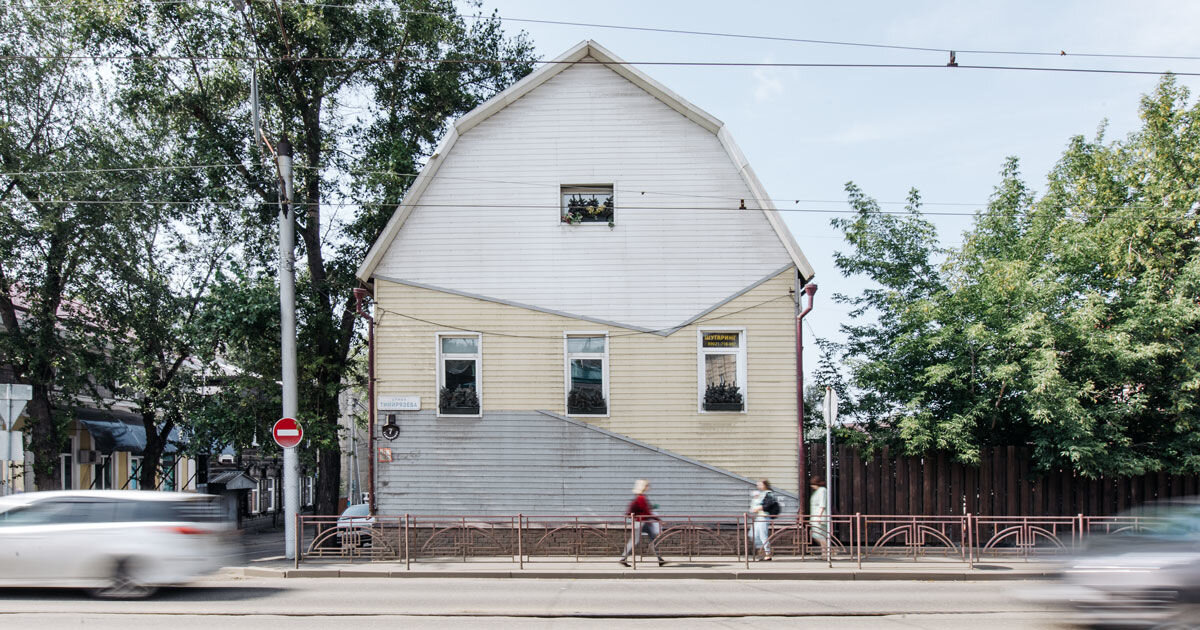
[276,137,300,560]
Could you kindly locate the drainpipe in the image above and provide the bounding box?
[352,287,376,516]
[796,282,817,514]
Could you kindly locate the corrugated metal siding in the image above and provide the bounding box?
[375,410,795,516]
[374,268,800,493]
[373,59,792,331]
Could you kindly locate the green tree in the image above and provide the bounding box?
[0,3,157,489]
[77,0,535,512]
[835,76,1200,476]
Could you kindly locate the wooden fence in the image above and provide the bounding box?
[808,444,1200,516]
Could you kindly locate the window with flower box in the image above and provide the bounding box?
[437,333,481,415]
[561,185,614,226]
[698,329,746,412]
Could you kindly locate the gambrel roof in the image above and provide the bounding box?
[357,40,814,284]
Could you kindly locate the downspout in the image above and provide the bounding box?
[352,287,376,516]
[796,281,817,514]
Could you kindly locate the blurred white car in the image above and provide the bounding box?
[0,490,238,598]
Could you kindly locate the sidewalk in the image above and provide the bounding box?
[228,556,1059,581]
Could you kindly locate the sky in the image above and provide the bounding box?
[470,0,1200,381]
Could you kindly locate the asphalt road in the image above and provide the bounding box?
[0,577,1063,629]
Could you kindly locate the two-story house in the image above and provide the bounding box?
[356,41,815,516]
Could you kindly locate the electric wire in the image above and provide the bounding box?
[12,1,1200,62]
[1,54,1196,77]
[373,293,796,339]
[0,197,1195,221]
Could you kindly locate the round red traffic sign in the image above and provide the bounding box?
[272,417,303,449]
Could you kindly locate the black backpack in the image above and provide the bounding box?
[762,491,781,516]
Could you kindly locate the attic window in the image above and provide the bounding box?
[561,185,614,225]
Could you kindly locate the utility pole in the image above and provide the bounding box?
[277,137,300,560]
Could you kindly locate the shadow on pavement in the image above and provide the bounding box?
[0,586,287,601]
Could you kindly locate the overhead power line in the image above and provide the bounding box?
[375,294,796,339]
[18,1,1200,63]
[0,53,1196,77]
[1,197,1196,221]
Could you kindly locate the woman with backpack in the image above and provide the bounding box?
[749,479,778,561]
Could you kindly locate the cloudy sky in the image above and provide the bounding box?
[472,0,1200,380]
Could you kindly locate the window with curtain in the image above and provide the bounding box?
[439,334,481,414]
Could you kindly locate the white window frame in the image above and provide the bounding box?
[92,454,115,490]
[248,479,261,515]
[266,476,277,513]
[436,332,483,417]
[128,455,143,490]
[563,331,610,417]
[697,327,748,413]
[160,454,178,492]
[59,434,78,490]
[559,183,616,226]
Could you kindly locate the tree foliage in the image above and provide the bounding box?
[74,0,535,510]
[832,77,1200,477]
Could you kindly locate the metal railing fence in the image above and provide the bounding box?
[294,512,1166,569]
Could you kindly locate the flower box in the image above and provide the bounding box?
[704,402,744,412]
[440,406,480,415]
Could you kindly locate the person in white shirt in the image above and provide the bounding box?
[809,476,829,552]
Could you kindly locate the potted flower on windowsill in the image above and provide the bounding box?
[567,387,607,415]
[562,194,614,225]
[703,381,743,412]
[439,385,479,415]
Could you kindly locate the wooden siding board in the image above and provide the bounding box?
[374,410,794,516]
[372,61,794,332]
[374,272,800,492]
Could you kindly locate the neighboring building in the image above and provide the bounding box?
[356,41,815,515]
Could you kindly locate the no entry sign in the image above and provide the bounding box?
[273,417,303,449]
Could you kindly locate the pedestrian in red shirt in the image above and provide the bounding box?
[618,479,666,566]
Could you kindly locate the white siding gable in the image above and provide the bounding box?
[373,58,794,332]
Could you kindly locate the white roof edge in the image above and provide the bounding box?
[357,40,813,283]
[716,127,816,282]
[356,126,459,282]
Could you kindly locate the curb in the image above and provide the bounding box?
[230,567,1055,581]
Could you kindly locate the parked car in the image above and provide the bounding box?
[336,503,375,547]
[1035,499,1200,628]
[0,490,238,598]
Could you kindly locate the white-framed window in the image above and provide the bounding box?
[248,480,261,515]
[128,455,143,490]
[92,454,115,489]
[59,435,77,490]
[698,328,747,413]
[266,476,277,512]
[437,333,482,416]
[161,454,177,491]
[564,332,609,416]
[560,184,614,225]
[303,475,315,507]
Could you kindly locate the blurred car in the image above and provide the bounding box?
[0,490,238,598]
[1038,499,1200,628]
[336,503,375,547]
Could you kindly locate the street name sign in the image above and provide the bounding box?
[378,395,420,411]
[273,417,303,449]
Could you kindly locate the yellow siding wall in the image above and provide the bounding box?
[375,269,801,492]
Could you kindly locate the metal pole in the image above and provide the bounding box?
[795,282,817,513]
[353,289,375,516]
[277,137,300,560]
[825,386,833,521]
